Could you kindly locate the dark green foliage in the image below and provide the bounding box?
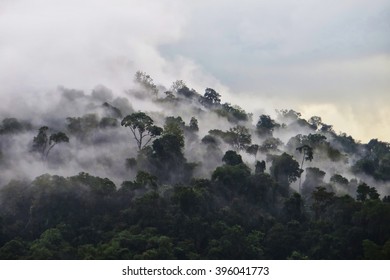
[356,183,379,202]
[177,86,197,99]
[200,88,221,107]
[212,163,251,190]
[256,115,279,137]
[282,193,305,222]
[353,140,390,180]
[255,160,266,174]
[163,116,185,146]
[268,153,302,188]
[0,162,389,260]
[222,150,243,166]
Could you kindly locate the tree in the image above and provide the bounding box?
[45,132,69,158]
[259,137,283,153]
[200,88,221,107]
[32,127,69,159]
[228,125,252,151]
[222,150,243,166]
[32,126,49,156]
[301,167,326,198]
[66,114,99,140]
[282,193,305,222]
[256,115,279,137]
[357,183,380,202]
[121,112,163,151]
[0,118,30,134]
[134,71,158,96]
[311,186,335,220]
[246,144,259,160]
[308,116,322,130]
[164,116,185,142]
[276,109,301,121]
[216,103,249,123]
[268,153,303,190]
[255,160,266,174]
[189,117,199,132]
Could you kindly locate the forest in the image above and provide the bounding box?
[0,72,389,259]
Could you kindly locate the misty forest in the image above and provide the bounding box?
[0,72,389,260]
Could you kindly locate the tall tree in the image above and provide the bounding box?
[32,127,69,159]
[121,112,163,151]
[200,88,221,107]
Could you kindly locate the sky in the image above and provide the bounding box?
[0,0,389,142]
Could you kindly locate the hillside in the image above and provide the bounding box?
[0,72,389,259]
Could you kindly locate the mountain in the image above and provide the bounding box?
[0,72,389,259]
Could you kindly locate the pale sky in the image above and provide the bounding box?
[0,0,389,142]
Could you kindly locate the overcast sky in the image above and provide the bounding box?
[1,0,389,142]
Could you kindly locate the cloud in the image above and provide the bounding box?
[0,0,212,95]
[1,0,389,142]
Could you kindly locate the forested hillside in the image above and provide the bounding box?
[0,72,389,259]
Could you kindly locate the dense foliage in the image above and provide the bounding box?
[0,73,389,259]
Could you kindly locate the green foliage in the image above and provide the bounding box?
[163,116,185,146]
[222,150,243,166]
[363,239,390,259]
[268,153,302,187]
[212,163,251,189]
[356,183,379,202]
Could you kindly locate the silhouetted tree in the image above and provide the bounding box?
[121,112,163,151]
[200,88,221,107]
[256,115,279,137]
[32,127,69,159]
